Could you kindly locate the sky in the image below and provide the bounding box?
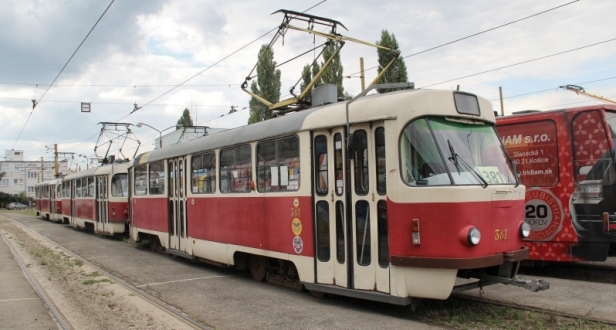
[1,0,615,168]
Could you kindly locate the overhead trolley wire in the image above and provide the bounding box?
[492,76,616,101]
[11,0,116,149]
[419,37,616,88]
[346,0,580,78]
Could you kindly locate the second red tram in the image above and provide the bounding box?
[496,104,616,262]
[34,178,63,222]
[129,87,546,304]
[61,161,130,235]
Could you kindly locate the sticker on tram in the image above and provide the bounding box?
[475,166,506,184]
[292,218,302,236]
[293,236,303,254]
[524,188,564,241]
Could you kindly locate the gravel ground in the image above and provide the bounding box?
[0,215,197,330]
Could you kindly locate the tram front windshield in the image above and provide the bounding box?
[583,111,616,184]
[400,116,517,186]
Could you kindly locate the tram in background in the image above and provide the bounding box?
[496,104,616,262]
[129,86,546,305]
[34,178,62,222]
[61,159,130,235]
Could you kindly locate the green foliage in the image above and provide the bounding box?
[376,29,409,93]
[0,191,34,208]
[320,43,345,98]
[248,45,282,124]
[176,108,194,128]
[0,171,5,180]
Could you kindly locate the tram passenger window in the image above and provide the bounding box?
[256,136,300,193]
[355,200,371,266]
[149,161,165,195]
[336,201,345,263]
[334,134,344,196]
[353,130,369,194]
[87,177,94,197]
[75,179,82,198]
[111,173,128,197]
[134,164,148,196]
[316,201,330,262]
[377,201,389,268]
[192,152,216,194]
[220,145,252,193]
[314,135,328,195]
[375,127,386,195]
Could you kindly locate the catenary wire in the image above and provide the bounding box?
[11,0,116,149]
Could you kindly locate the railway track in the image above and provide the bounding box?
[519,261,616,285]
[3,218,211,330]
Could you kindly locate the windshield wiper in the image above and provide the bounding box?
[448,140,461,174]
[448,139,488,188]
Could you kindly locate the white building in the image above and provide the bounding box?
[0,150,68,197]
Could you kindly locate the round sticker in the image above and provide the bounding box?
[525,188,564,241]
[293,236,303,254]
[292,218,302,236]
[293,198,299,208]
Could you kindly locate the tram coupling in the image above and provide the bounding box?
[482,274,550,292]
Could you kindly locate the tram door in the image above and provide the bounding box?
[313,128,348,288]
[349,123,390,293]
[96,175,109,234]
[50,185,56,219]
[168,158,190,253]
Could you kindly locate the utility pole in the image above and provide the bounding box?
[40,157,44,182]
[499,86,505,116]
[359,57,366,91]
[54,144,59,177]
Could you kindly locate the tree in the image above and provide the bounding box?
[0,171,5,180]
[320,43,345,99]
[248,45,282,124]
[375,29,408,94]
[177,108,193,129]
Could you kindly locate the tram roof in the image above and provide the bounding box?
[34,178,62,187]
[134,89,494,165]
[63,162,131,180]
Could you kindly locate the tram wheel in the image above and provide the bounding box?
[149,236,160,252]
[248,255,267,282]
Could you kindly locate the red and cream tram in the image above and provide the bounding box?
[129,87,546,304]
[61,161,130,235]
[35,178,63,222]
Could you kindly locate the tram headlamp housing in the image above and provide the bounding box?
[467,227,481,246]
[520,221,531,238]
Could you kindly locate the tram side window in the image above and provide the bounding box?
[220,145,252,193]
[134,164,148,196]
[314,135,328,195]
[572,111,613,183]
[377,200,389,268]
[316,201,330,262]
[87,177,94,197]
[75,179,82,198]
[149,161,165,195]
[375,127,386,195]
[334,133,344,196]
[399,119,450,186]
[111,173,128,197]
[353,130,369,194]
[257,136,300,193]
[192,152,216,194]
[355,200,371,266]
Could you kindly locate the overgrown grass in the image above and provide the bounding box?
[83,279,111,285]
[410,298,611,330]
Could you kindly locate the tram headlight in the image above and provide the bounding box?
[520,221,531,238]
[467,227,481,246]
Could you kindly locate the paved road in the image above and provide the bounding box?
[4,212,441,330]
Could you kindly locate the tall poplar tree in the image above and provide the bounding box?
[248,45,282,124]
[176,108,193,128]
[376,29,409,94]
[320,43,345,99]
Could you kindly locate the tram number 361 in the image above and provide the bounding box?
[495,229,508,241]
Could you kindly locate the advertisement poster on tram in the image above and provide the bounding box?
[497,121,563,241]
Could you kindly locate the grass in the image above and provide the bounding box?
[410,297,611,330]
[82,279,111,285]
